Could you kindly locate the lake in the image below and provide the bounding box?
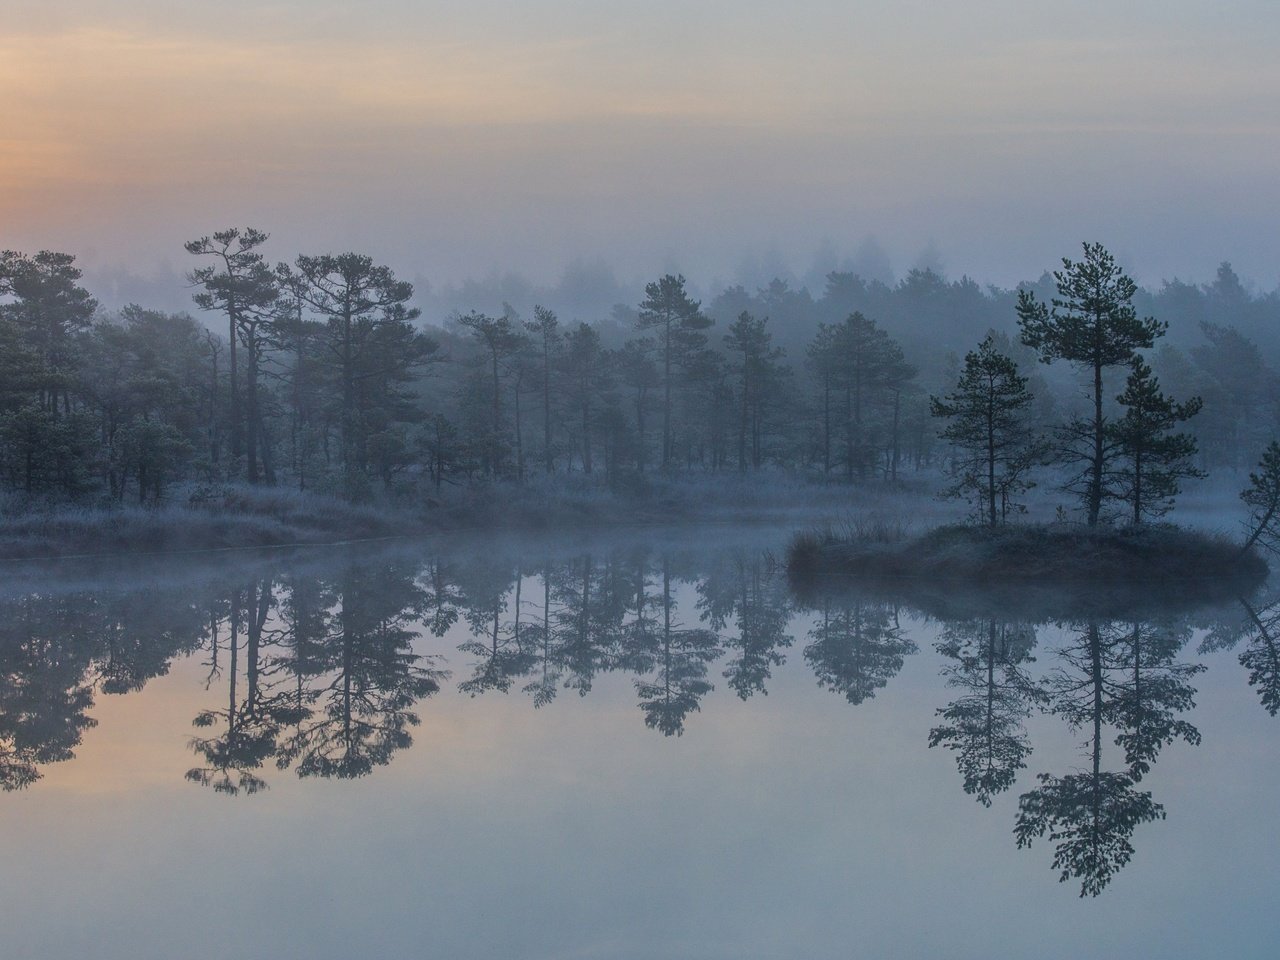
[1,523,1277,959]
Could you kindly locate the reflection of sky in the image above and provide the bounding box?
[3,1,1280,289]
[0,557,1277,958]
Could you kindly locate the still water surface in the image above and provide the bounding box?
[1,524,1277,959]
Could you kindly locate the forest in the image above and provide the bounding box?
[1,231,1278,525]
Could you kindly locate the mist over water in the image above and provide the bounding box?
[1,527,1278,958]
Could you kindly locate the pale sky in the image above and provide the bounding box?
[3,0,1279,297]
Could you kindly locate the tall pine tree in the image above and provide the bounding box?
[1017,243,1165,525]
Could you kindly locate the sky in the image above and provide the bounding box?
[3,0,1279,304]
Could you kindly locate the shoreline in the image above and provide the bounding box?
[0,473,927,562]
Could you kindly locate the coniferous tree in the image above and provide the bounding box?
[826,312,909,481]
[186,229,279,482]
[0,251,98,419]
[524,305,562,474]
[616,338,658,474]
[930,335,1042,526]
[562,323,612,474]
[723,311,785,472]
[292,253,424,492]
[455,310,524,478]
[806,323,840,477]
[1017,243,1166,525]
[636,274,711,471]
[1108,357,1203,525]
[1240,441,1280,555]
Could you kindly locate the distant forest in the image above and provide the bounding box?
[0,231,1276,505]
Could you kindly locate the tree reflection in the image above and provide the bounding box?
[1204,596,1280,717]
[0,601,97,790]
[455,557,528,696]
[276,560,444,779]
[0,584,206,791]
[698,553,792,700]
[187,578,299,795]
[521,559,563,707]
[634,557,720,736]
[185,558,446,793]
[929,619,1045,806]
[804,598,915,705]
[1015,619,1202,896]
[553,553,630,697]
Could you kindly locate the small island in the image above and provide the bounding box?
[789,522,1267,586]
[788,245,1280,607]
[787,522,1269,619]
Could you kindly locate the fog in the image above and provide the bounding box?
[4,0,1279,296]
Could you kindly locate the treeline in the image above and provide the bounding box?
[1,233,1277,504]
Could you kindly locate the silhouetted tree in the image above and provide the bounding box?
[562,323,612,474]
[524,305,562,473]
[1108,357,1203,524]
[0,250,98,419]
[292,253,428,492]
[1017,243,1166,525]
[636,275,711,471]
[186,229,278,481]
[1240,441,1280,556]
[616,339,659,474]
[931,335,1042,525]
[455,310,524,477]
[724,312,786,471]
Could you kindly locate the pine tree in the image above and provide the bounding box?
[1241,441,1280,555]
[724,311,784,472]
[636,274,711,471]
[523,305,561,474]
[186,229,279,482]
[454,311,525,478]
[1108,357,1203,524]
[293,254,424,491]
[1017,243,1165,525]
[930,336,1041,526]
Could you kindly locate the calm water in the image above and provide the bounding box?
[1,524,1277,959]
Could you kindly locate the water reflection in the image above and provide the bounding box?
[1013,619,1204,897]
[805,599,915,705]
[929,619,1044,806]
[1202,593,1280,717]
[187,562,446,793]
[0,538,1275,898]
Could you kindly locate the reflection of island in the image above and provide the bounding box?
[929,619,1044,806]
[1015,619,1202,897]
[798,573,1220,897]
